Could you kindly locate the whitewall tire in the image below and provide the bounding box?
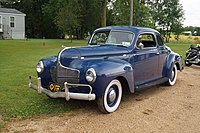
[97,79,122,113]
[167,64,177,86]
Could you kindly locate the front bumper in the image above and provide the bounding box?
[28,76,96,101]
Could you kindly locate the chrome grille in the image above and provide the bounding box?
[51,65,79,85]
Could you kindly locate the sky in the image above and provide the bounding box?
[180,0,200,27]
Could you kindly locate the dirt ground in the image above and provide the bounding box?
[2,66,200,133]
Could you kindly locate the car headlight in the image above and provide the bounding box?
[36,61,44,74]
[86,68,96,83]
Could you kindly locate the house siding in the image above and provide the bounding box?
[0,13,25,39]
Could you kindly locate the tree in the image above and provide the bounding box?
[100,0,107,27]
[55,0,81,41]
[2,0,61,38]
[45,0,102,40]
[1,0,184,40]
[148,0,184,42]
[76,0,101,38]
[111,0,154,27]
[111,0,130,25]
[132,0,154,27]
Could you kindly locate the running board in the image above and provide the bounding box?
[135,77,168,91]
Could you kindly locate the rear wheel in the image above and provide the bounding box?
[185,53,193,67]
[185,59,192,67]
[97,79,122,113]
[166,64,177,86]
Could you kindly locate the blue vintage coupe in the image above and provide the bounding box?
[29,26,183,113]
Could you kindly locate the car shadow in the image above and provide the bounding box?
[40,84,169,115]
[121,84,167,104]
[42,95,100,114]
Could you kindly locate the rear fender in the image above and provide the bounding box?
[164,53,183,78]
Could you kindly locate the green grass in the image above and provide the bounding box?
[0,39,192,127]
[0,39,87,122]
[166,42,191,58]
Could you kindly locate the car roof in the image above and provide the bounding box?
[95,26,159,34]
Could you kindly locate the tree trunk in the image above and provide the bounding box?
[75,28,78,40]
[70,29,73,43]
[132,0,136,25]
[70,34,72,43]
[100,0,107,27]
[130,0,133,26]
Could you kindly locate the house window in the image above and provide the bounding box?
[0,16,2,29]
[10,17,15,28]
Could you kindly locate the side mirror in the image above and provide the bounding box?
[138,43,144,49]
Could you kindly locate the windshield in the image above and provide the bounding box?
[90,30,134,47]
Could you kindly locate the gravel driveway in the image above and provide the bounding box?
[3,66,200,133]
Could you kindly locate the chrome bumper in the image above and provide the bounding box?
[28,76,96,101]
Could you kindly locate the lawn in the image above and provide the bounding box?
[0,39,87,126]
[0,39,191,127]
[167,42,191,58]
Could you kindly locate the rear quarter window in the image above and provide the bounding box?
[156,35,164,46]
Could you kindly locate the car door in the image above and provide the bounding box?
[131,33,159,86]
[156,34,169,78]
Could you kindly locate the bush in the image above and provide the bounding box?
[194,37,200,44]
[188,36,192,39]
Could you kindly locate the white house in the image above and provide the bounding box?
[0,8,26,39]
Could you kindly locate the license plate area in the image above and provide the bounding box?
[48,83,61,92]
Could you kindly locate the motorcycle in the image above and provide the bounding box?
[185,44,200,66]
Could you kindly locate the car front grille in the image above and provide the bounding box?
[50,65,80,85]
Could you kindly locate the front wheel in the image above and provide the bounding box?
[97,79,122,113]
[166,64,177,86]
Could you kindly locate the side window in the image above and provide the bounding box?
[136,33,156,48]
[156,35,164,46]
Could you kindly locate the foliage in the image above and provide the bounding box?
[43,0,102,39]
[111,0,154,27]
[55,0,81,40]
[111,0,130,25]
[0,0,184,41]
[147,0,184,42]
[183,26,200,36]
[1,0,61,38]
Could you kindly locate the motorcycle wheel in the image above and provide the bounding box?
[185,60,192,67]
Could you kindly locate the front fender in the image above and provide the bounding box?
[87,59,134,97]
[38,56,57,88]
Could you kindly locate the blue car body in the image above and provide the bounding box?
[29,26,183,113]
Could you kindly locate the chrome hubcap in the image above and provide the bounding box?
[108,89,116,102]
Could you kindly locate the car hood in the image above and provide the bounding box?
[59,45,129,67]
